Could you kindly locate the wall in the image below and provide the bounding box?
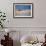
[0,0,46,46]
[0,0,46,27]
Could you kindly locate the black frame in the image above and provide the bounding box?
[13,3,33,18]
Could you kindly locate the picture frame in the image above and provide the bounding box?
[13,3,33,18]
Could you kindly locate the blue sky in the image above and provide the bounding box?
[15,5,31,10]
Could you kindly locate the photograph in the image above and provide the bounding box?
[13,3,33,17]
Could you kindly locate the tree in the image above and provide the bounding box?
[0,11,6,28]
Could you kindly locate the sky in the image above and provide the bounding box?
[15,5,31,10]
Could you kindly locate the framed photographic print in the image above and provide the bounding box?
[13,3,33,18]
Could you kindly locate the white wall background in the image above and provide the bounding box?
[0,0,46,46]
[0,0,46,27]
